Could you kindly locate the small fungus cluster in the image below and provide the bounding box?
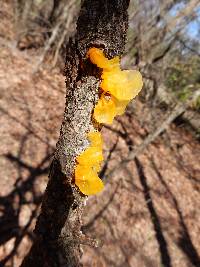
[75,48,143,195]
[88,48,143,124]
[75,131,104,195]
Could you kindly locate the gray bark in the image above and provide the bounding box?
[20,1,130,266]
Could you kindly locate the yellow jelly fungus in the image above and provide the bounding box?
[75,165,104,195]
[114,97,130,115]
[75,131,104,195]
[92,163,101,172]
[75,48,143,196]
[101,70,143,101]
[77,146,103,165]
[93,94,116,124]
[93,95,130,124]
[87,47,143,124]
[87,47,120,71]
[87,131,103,147]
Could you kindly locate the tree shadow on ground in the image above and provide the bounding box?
[0,145,52,266]
[134,157,173,267]
[150,156,200,267]
[102,115,200,267]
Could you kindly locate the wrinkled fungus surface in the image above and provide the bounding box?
[75,131,104,195]
[75,48,143,195]
[88,47,143,124]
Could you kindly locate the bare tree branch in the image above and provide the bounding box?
[20,1,130,266]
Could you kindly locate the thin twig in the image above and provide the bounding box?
[33,0,77,73]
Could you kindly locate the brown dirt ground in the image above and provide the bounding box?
[0,2,200,267]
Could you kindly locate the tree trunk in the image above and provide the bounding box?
[20,0,130,266]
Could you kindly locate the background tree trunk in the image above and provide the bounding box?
[20,0,130,266]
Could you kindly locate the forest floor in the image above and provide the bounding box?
[0,2,200,267]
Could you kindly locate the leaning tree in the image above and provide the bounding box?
[20,1,130,266]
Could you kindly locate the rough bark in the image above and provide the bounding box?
[20,1,130,266]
